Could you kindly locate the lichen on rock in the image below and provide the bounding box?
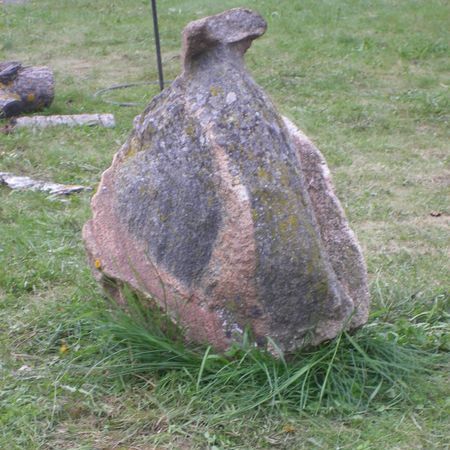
[83,8,369,353]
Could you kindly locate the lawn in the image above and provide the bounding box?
[1,0,449,449]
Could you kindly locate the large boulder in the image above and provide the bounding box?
[83,8,369,353]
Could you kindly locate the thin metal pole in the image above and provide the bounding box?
[150,0,164,91]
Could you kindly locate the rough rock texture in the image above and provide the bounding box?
[83,8,369,353]
[0,61,54,118]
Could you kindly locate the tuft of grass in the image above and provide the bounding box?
[76,291,444,425]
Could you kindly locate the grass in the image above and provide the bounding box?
[89,292,444,417]
[1,0,449,448]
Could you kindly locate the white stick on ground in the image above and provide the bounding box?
[13,114,115,129]
[0,172,91,195]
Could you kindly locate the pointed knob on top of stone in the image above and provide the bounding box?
[182,8,267,72]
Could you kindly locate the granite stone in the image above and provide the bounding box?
[83,8,369,353]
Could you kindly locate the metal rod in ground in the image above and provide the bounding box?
[150,0,164,91]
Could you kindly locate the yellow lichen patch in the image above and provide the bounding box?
[209,86,222,96]
[26,93,35,102]
[94,258,102,270]
[279,214,299,240]
[122,136,140,160]
[256,166,270,181]
[125,147,137,159]
[207,195,215,207]
[185,121,196,138]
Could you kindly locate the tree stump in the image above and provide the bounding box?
[0,61,54,118]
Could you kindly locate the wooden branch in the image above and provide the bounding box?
[13,114,116,129]
[0,172,91,195]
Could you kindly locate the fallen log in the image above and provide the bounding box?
[0,61,54,118]
[13,113,116,129]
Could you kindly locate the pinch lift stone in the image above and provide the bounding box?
[83,8,370,353]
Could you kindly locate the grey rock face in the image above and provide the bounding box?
[83,8,369,353]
